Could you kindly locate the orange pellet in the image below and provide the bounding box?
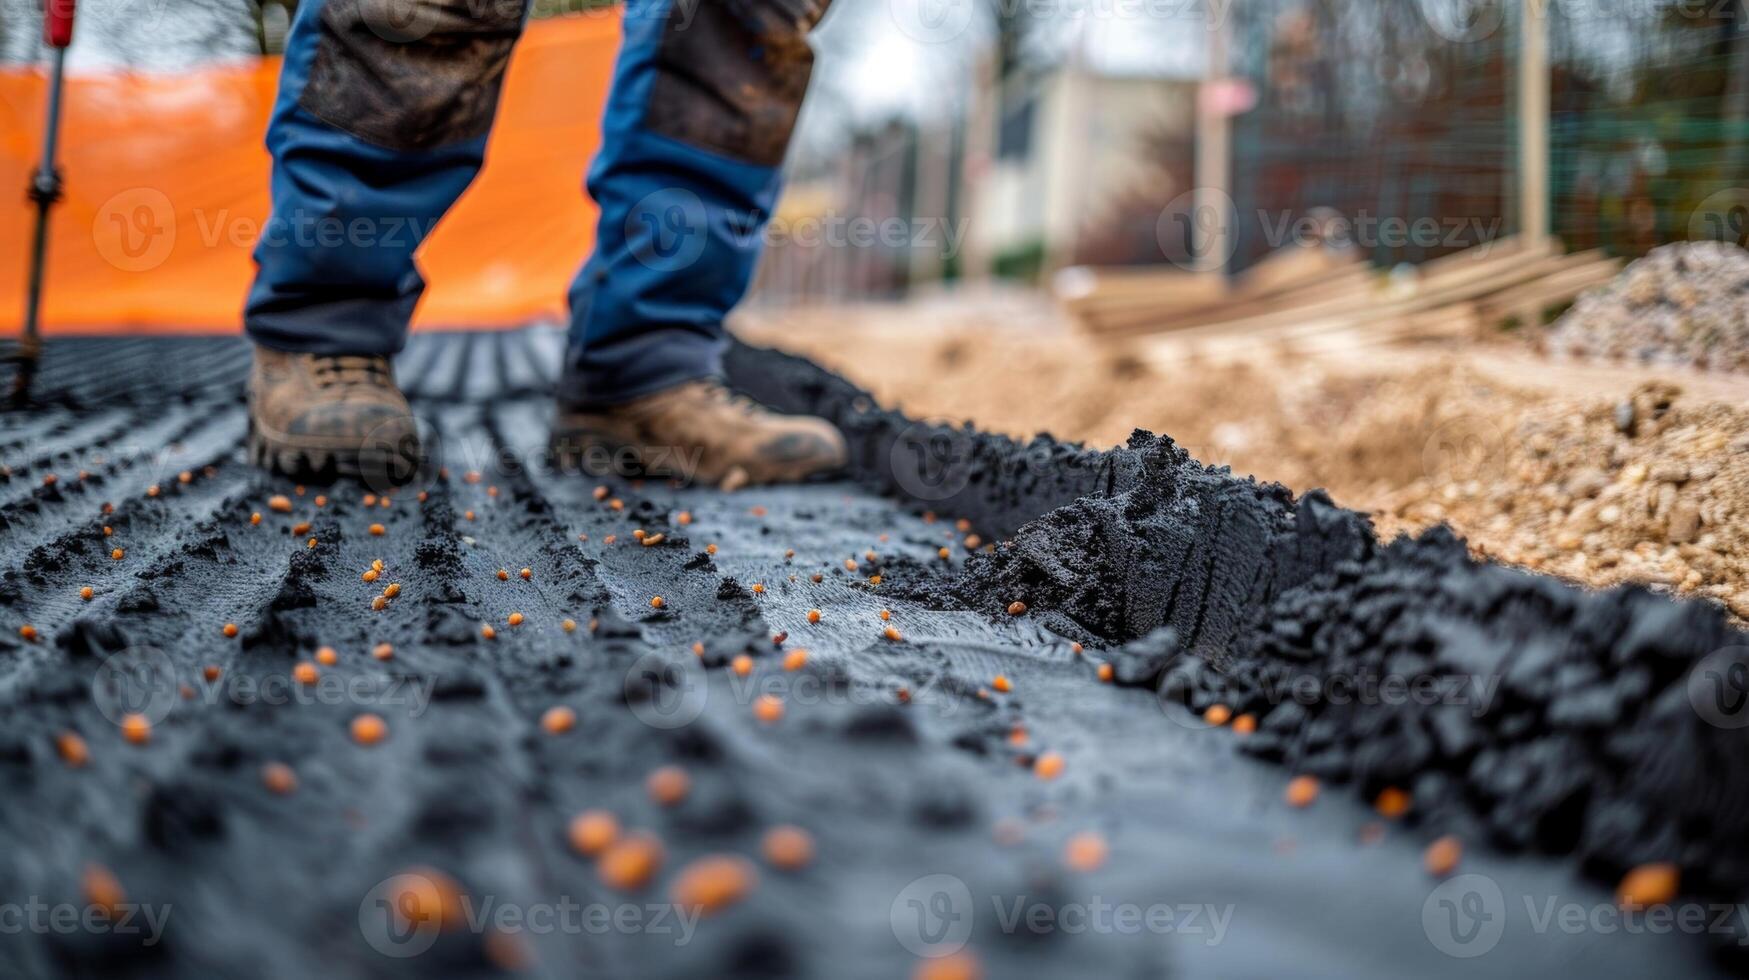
[593,486,610,501]
[496,569,509,581]
[750,506,767,518]
[293,662,319,685]
[1203,704,1232,726]
[262,762,298,795]
[102,525,112,536]
[111,548,125,560]
[785,549,796,559]
[754,695,784,724]
[913,950,982,980]
[351,713,387,745]
[369,523,385,536]
[371,596,387,612]
[939,547,951,560]
[609,499,624,512]
[306,537,318,549]
[251,512,262,525]
[1064,831,1109,872]
[481,624,497,640]
[647,766,690,806]
[291,521,313,536]
[761,826,815,871]
[382,867,464,933]
[361,570,379,585]
[373,643,394,661]
[598,834,663,891]
[879,609,891,621]
[541,706,576,734]
[363,494,378,507]
[316,646,339,666]
[383,583,401,599]
[884,626,902,642]
[222,623,239,638]
[992,675,1012,693]
[1232,714,1257,735]
[868,575,883,586]
[806,609,821,624]
[372,558,385,571]
[568,810,619,856]
[731,655,754,677]
[691,641,706,655]
[1374,787,1411,820]
[1007,601,1028,616]
[56,731,89,767]
[706,544,718,555]
[519,567,532,579]
[1071,642,1084,655]
[464,510,476,521]
[633,529,647,541]
[784,649,809,671]
[1285,775,1320,808]
[650,596,665,609]
[1034,752,1065,780]
[677,511,692,525]
[508,612,524,627]
[19,624,38,642]
[82,864,126,916]
[79,586,94,601]
[751,583,765,595]
[562,619,578,633]
[121,713,151,745]
[603,535,617,545]
[203,665,222,682]
[1617,862,1679,909]
[1097,663,1114,683]
[671,855,756,915]
[314,494,328,507]
[268,495,293,513]
[965,534,983,550]
[1423,835,1463,877]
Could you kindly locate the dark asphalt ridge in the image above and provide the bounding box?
[0,330,1737,979]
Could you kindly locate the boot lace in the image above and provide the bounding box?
[311,355,392,389]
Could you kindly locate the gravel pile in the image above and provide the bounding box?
[1548,241,1749,372]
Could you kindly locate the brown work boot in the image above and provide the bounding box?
[247,347,422,485]
[552,380,846,489]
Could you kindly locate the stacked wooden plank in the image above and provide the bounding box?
[1058,237,1625,346]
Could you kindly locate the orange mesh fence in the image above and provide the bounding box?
[0,12,619,336]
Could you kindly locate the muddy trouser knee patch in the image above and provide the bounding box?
[643,0,831,167]
[299,0,528,152]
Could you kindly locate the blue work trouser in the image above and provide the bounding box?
[244,0,829,406]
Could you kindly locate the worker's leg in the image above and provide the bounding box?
[559,0,832,405]
[245,0,528,354]
[243,0,526,480]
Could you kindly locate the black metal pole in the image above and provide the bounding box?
[14,45,68,406]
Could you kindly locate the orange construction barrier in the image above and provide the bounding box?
[0,13,619,336]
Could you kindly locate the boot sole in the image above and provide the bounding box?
[247,422,423,488]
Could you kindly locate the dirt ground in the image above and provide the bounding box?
[738,293,1749,622]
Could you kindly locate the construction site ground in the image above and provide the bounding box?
[738,290,1749,623]
[1,323,1744,980]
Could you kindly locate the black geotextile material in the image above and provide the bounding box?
[0,331,1741,978]
[728,339,1749,963]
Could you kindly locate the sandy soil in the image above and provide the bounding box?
[737,295,1749,622]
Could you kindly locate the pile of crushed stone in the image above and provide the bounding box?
[1547,241,1749,372]
[737,346,1749,967]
